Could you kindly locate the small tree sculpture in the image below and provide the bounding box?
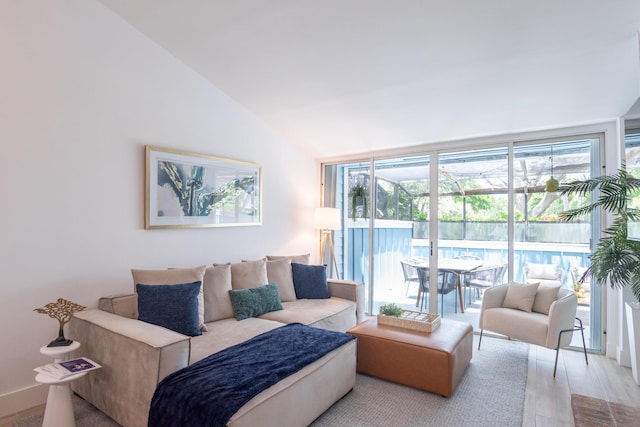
[34,298,86,347]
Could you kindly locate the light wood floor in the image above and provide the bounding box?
[2,347,639,426]
[0,402,45,427]
[523,345,640,426]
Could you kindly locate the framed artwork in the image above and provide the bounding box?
[145,146,262,229]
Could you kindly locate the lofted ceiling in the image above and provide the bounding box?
[98,0,640,158]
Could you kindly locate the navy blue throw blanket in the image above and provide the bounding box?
[148,323,355,427]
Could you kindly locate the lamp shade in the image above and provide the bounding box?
[314,207,341,230]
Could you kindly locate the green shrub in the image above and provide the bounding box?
[378,303,403,317]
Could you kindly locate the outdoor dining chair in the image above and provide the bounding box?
[523,263,565,288]
[417,267,459,315]
[464,263,508,304]
[400,259,420,296]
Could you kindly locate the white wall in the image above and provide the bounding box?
[0,0,318,414]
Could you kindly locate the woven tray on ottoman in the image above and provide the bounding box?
[377,310,440,332]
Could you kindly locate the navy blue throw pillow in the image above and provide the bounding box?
[291,263,330,299]
[136,281,202,336]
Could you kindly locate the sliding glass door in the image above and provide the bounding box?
[322,132,604,351]
[324,156,432,315]
[512,137,602,350]
[435,147,509,323]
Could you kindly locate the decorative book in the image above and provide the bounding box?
[34,357,101,380]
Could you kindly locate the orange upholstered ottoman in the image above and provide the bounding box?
[347,317,472,397]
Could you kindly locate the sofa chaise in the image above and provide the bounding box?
[69,255,364,427]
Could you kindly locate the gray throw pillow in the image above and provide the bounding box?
[266,254,311,264]
[266,258,297,302]
[203,264,234,322]
[230,258,269,290]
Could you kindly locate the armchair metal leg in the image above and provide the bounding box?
[553,317,588,378]
[576,317,589,366]
[478,329,483,350]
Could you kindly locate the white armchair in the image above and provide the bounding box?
[478,283,588,377]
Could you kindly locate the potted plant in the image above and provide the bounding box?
[559,167,640,383]
[573,281,585,298]
[379,303,404,317]
[349,182,368,221]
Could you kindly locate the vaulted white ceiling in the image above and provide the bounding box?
[98,0,640,158]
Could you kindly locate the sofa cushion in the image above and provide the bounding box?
[136,282,202,336]
[482,307,549,347]
[267,254,311,264]
[230,258,269,290]
[259,298,356,332]
[132,266,207,332]
[292,263,330,299]
[191,318,283,363]
[229,283,283,320]
[503,282,540,312]
[203,264,234,322]
[266,258,297,302]
[532,285,561,315]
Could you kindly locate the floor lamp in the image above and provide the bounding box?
[314,207,341,279]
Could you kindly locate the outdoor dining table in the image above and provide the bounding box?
[414,258,484,313]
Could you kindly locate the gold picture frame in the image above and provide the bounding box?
[145,146,262,229]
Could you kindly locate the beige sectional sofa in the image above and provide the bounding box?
[69,256,364,427]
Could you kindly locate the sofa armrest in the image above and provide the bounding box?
[69,309,190,427]
[481,284,508,309]
[328,279,365,324]
[545,291,578,348]
[98,293,138,319]
[478,284,509,329]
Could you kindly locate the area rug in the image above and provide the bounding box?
[14,397,119,427]
[571,393,640,427]
[311,335,528,427]
[15,336,528,427]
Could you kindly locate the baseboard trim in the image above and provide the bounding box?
[0,383,47,419]
[617,343,632,368]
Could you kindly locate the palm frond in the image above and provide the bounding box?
[560,166,640,303]
[558,205,595,222]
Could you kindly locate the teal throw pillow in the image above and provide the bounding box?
[291,263,330,299]
[136,281,202,336]
[228,283,283,320]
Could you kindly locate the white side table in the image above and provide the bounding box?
[36,341,86,427]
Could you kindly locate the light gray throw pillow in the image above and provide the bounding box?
[532,285,560,315]
[503,282,540,312]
